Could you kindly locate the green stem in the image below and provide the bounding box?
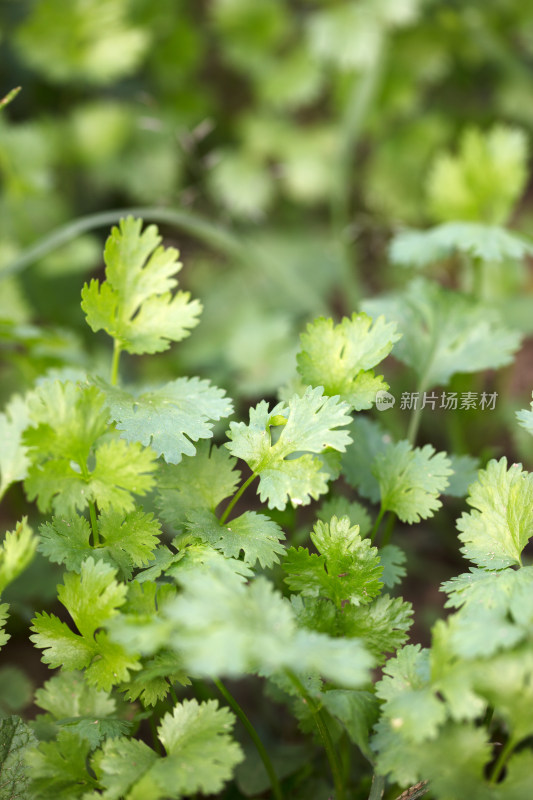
[285,671,345,800]
[370,505,386,545]
[168,683,178,706]
[331,35,386,309]
[406,391,425,447]
[0,86,21,110]
[489,735,517,784]
[213,679,283,800]
[219,473,258,525]
[380,512,396,548]
[149,714,162,756]
[110,340,122,387]
[2,207,246,280]
[88,500,99,546]
[368,773,386,800]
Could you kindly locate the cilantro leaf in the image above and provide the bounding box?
[283,516,383,608]
[95,700,243,799]
[321,690,379,761]
[0,716,37,800]
[164,569,373,686]
[226,387,352,510]
[379,544,407,588]
[516,394,533,436]
[341,416,390,502]
[122,651,190,707]
[58,557,127,639]
[0,604,9,649]
[427,125,528,225]
[34,671,130,748]
[26,730,95,799]
[456,457,533,568]
[31,560,140,690]
[186,509,285,568]
[0,394,30,500]
[317,497,371,537]
[376,645,446,744]
[362,278,521,387]
[81,217,201,354]
[390,222,533,269]
[0,518,37,594]
[23,381,157,515]
[373,441,452,523]
[340,594,413,663]
[445,453,479,497]
[157,442,240,530]
[343,420,451,522]
[39,509,160,579]
[94,376,233,463]
[296,313,400,410]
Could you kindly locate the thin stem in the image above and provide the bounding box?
[149,714,162,756]
[2,207,246,280]
[380,512,397,548]
[219,473,258,525]
[110,340,122,387]
[285,670,345,800]
[370,505,386,544]
[213,678,283,800]
[168,683,178,706]
[0,86,21,110]
[406,393,425,447]
[489,735,517,784]
[368,773,386,800]
[88,500,99,546]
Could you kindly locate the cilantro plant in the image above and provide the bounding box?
[1,215,533,800]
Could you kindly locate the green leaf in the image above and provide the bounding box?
[341,416,390,502]
[157,442,240,530]
[226,386,352,510]
[0,605,11,649]
[340,594,413,663]
[31,560,139,690]
[445,454,479,498]
[186,509,285,568]
[26,730,95,799]
[95,700,243,799]
[283,516,383,608]
[39,510,160,578]
[362,278,521,387]
[0,394,30,500]
[34,671,130,748]
[442,565,533,616]
[373,441,452,523]
[316,497,371,537]
[164,569,373,686]
[23,381,157,515]
[456,457,533,568]
[122,652,190,707]
[378,544,407,588]
[58,558,127,639]
[321,690,379,761]
[296,314,400,410]
[516,394,533,436]
[0,716,37,800]
[427,125,528,225]
[376,645,446,743]
[94,376,233,463]
[0,518,37,594]
[81,217,201,354]
[30,612,95,671]
[24,380,109,467]
[390,222,533,268]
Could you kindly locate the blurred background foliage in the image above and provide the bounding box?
[1,0,533,404]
